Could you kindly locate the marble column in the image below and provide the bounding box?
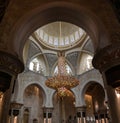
[0,92,4,121]
[76,106,86,123]
[104,85,119,122]
[0,51,24,123]
[43,108,53,123]
[94,113,107,123]
[9,102,23,123]
[92,43,120,123]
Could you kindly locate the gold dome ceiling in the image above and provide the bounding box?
[34,21,86,50]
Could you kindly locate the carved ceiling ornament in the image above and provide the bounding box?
[0,51,24,75]
[92,43,120,72]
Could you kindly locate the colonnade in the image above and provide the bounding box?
[76,107,109,123]
[8,106,109,123]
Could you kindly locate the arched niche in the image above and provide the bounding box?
[9,2,108,60]
[23,84,45,122]
[83,82,107,121]
[52,90,76,123]
[23,108,30,123]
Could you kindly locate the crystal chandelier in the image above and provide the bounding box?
[45,52,79,97]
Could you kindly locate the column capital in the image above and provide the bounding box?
[0,51,24,75]
[93,43,120,72]
[10,102,23,109]
[43,107,53,113]
[43,107,53,119]
[76,106,86,112]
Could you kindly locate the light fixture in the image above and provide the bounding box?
[0,91,3,98]
[45,52,79,97]
[115,87,120,98]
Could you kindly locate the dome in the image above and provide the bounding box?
[34,21,86,50]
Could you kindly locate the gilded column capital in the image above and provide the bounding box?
[43,107,53,119]
[76,106,86,112]
[92,43,120,72]
[9,102,23,116]
[43,107,53,113]
[10,102,23,109]
[0,51,24,75]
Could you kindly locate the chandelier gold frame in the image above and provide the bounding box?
[45,52,79,97]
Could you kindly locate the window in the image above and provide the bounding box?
[35,21,86,50]
[54,37,58,46]
[29,57,45,74]
[78,53,93,74]
[75,31,80,41]
[70,34,75,43]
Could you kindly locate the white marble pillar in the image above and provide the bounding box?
[10,102,23,123]
[76,106,86,123]
[10,109,14,123]
[43,108,53,123]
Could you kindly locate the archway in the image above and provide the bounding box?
[9,2,108,60]
[84,82,108,122]
[23,108,30,123]
[52,90,76,123]
[23,84,44,123]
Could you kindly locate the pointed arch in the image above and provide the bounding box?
[9,1,108,60]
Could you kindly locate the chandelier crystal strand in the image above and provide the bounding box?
[45,52,79,97]
[58,52,67,76]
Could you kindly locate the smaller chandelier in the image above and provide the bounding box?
[45,52,79,97]
[115,87,120,98]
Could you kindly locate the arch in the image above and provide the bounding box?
[52,89,76,123]
[16,71,55,107]
[9,1,108,60]
[51,87,77,107]
[23,83,46,106]
[15,76,47,104]
[52,88,76,102]
[23,108,30,123]
[81,81,106,106]
[23,83,46,122]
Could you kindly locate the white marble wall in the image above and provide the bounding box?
[12,69,106,107]
[11,69,107,123]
